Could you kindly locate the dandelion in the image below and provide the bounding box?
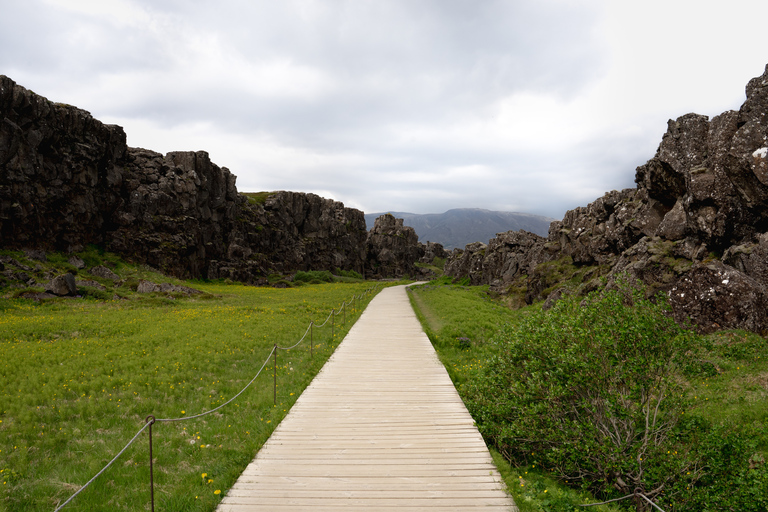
[214,490,221,495]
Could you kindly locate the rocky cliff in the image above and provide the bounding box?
[0,75,397,282]
[365,213,448,279]
[446,63,768,333]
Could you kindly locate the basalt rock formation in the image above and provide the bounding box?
[446,63,768,333]
[0,75,411,282]
[365,213,448,279]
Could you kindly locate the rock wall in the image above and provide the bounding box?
[0,75,128,250]
[0,75,373,282]
[365,214,424,278]
[364,214,448,279]
[446,63,768,334]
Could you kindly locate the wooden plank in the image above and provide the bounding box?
[216,285,517,511]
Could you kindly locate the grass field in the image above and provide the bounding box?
[408,279,768,511]
[1,269,383,512]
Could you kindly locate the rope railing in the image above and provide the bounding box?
[154,347,276,423]
[52,422,152,512]
[277,322,313,351]
[51,284,381,512]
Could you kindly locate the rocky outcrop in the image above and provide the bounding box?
[362,214,447,279]
[446,63,768,334]
[445,230,558,289]
[107,148,241,278]
[136,279,202,295]
[0,75,371,282]
[205,190,369,282]
[365,214,424,278]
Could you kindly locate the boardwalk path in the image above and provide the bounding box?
[217,284,518,511]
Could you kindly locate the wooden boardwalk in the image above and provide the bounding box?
[217,284,518,511]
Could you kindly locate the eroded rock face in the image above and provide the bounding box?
[107,148,243,278]
[1,75,127,251]
[444,230,556,291]
[365,214,426,278]
[446,64,768,333]
[669,262,768,334]
[0,75,372,282]
[365,214,422,278]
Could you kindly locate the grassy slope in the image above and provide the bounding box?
[0,253,384,512]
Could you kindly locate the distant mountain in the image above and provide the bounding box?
[364,209,556,250]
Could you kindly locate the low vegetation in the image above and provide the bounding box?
[5,244,767,511]
[409,278,768,512]
[241,191,273,205]
[0,250,382,511]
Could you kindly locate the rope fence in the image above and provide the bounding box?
[52,284,381,512]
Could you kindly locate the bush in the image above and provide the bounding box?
[79,286,114,301]
[660,419,768,511]
[293,270,334,284]
[335,268,364,280]
[468,277,697,508]
[121,277,140,291]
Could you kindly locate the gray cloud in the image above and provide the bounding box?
[2,0,766,220]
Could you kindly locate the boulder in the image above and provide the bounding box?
[136,280,161,293]
[722,233,768,287]
[68,256,86,269]
[136,279,202,295]
[24,249,47,262]
[45,273,77,296]
[89,265,120,281]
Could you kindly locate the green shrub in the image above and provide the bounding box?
[335,268,364,280]
[79,286,114,301]
[293,270,334,284]
[243,191,272,205]
[468,276,697,506]
[120,277,140,291]
[659,419,768,511]
[11,287,46,298]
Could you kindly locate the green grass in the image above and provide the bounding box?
[0,275,383,511]
[1,245,212,303]
[491,451,622,512]
[407,281,525,390]
[682,329,768,441]
[241,192,273,206]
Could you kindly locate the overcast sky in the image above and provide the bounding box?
[2,0,767,219]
